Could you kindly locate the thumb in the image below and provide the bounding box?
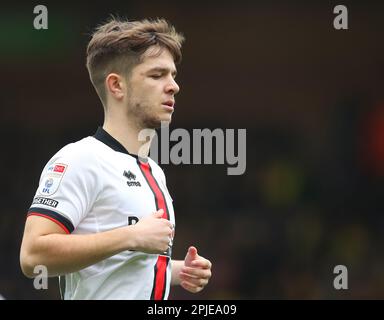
[153,209,164,218]
[185,246,198,266]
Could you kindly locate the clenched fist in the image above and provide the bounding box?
[129,209,173,254]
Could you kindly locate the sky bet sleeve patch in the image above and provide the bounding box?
[38,163,68,196]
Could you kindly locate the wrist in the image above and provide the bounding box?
[123,225,139,251]
[171,260,184,286]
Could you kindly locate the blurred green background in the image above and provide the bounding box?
[1,0,384,299]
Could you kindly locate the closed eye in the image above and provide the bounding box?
[147,67,177,80]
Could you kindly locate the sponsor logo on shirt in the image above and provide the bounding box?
[123,170,141,187]
[127,216,139,225]
[32,197,59,208]
[47,164,66,173]
[53,165,66,173]
[38,163,68,196]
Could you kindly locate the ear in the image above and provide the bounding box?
[105,73,125,100]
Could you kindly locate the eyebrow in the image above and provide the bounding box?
[147,67,177,77]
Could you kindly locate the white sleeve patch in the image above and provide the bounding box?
[32,142,101,229]
[38,163,68,196]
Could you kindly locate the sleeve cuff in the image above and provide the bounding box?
[27,207,75,234]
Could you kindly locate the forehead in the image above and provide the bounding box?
[136,47,177,72]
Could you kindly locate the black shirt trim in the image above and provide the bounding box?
[28,207,75,233]
[93,127,139,159]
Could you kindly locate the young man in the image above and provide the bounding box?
[20,17,212,300]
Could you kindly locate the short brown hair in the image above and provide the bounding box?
[86,17,185,106]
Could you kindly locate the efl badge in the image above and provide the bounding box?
[38,163,68,196]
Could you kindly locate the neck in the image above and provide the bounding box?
[103,112,154,159]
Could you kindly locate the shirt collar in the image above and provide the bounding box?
[93,127,139,159]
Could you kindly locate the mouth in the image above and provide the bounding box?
[162,100,175,108]
[162,100,175,111]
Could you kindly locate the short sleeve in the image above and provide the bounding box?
[28,143,101,233]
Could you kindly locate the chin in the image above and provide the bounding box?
[143,117,171,129]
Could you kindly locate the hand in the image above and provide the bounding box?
[179,246,212,293]
[130,209,173,254]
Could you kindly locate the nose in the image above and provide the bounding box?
[165,77,180,95]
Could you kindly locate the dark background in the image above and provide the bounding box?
[1,0,384,299]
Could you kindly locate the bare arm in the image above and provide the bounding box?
[20,209,172,278]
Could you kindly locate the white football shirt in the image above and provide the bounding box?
[28,127,175,300]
